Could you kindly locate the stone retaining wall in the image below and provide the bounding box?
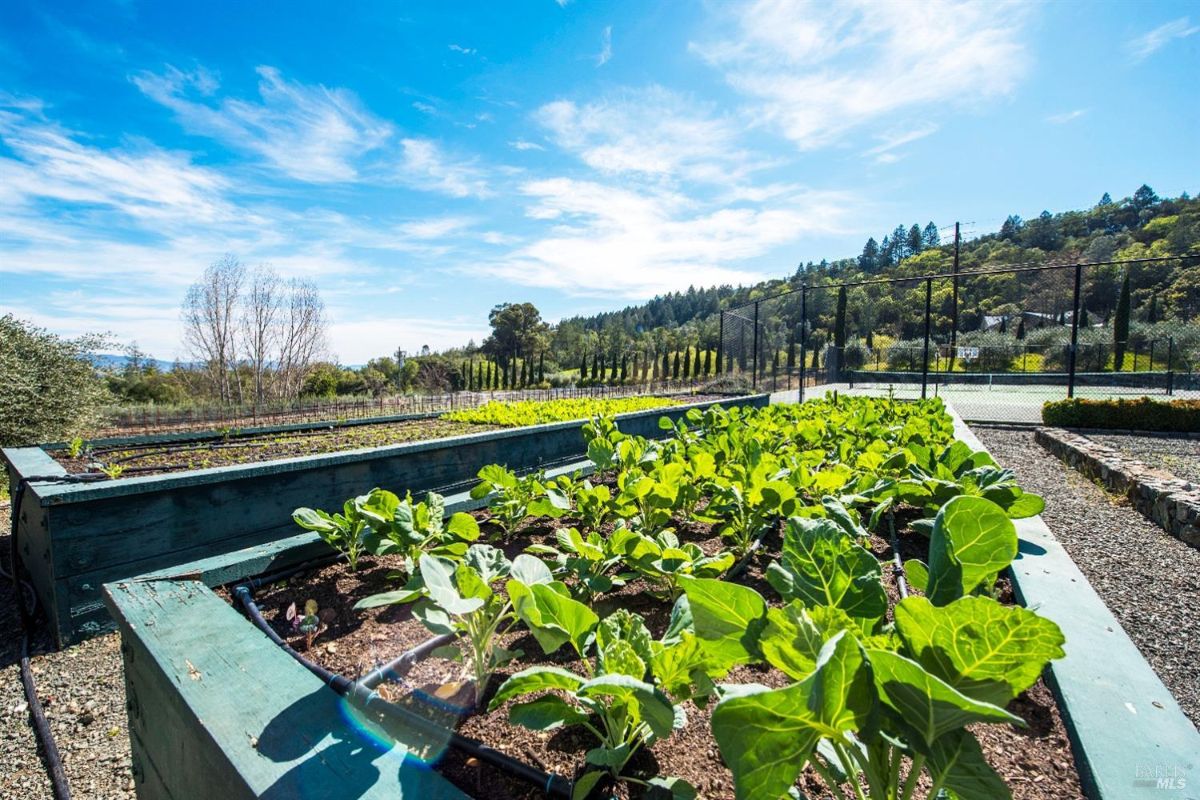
[1036,427,1200,549]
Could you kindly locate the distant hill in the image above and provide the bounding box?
[89,353,180,371]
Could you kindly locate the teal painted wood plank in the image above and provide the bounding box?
[106,578,469,800]
[948,405,1199,800]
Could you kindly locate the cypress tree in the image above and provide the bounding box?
[1114,271,1131,370]
[693,348,702,377]
[611,351,618,383]
[672,352,680,379]
[663,351,670,379]
[834,287,848,349]
[683,347,691,379]
[1016,318,1026,340]
[1147,294,1158,323]
[1079,308,1090,327]
[703,349,711,375]
[580,355,587,381]
[716,346,723,374]
[538,351,545,383]
[592,352,600,381]
[620,354,627,382]
[812,346,820,370]
[866,329,874,350]
[787,340,796,369]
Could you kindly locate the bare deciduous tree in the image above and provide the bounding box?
[182,254,243,404]
[182,255,328,404]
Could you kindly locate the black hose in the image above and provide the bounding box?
[233,579,573,798]
[887,509,910,600]
[7,476,97,800]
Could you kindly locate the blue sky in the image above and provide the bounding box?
[1,0,1197,364]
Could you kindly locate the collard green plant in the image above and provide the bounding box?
[680,577,1065,800]
[357,489,481,575]
[525,525,639,601]
[356,547,555,704]
[470,464,568,535]
[623,530,735,601]
[492,607,706,799]
[293,497,369,571]
[904,495,1018,605]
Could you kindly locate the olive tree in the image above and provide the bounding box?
[0,315,110,446]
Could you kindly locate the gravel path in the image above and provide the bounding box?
[973,426,1200,728]
[0,505,133,800]
[1088,433,1200,485]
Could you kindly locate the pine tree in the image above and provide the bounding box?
[879,235,893,267]
[922,221,940,248]
[1098,192,1113,206]
[907,223,923,255]
[858,237,879,272]
[1114,270,1131,371]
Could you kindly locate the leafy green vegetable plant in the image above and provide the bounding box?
[357,546,554,705]
[356,489,481,576]
[679,575,1065,800]
[525,525,639,601]
[492,607,706,799]
[622,530,735,601]
[470,464,568,535]
[904,495,1018,605]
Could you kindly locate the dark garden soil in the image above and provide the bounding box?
[54,417,497,477]
[226,504,1084,800]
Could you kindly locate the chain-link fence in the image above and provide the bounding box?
[719,255,1200,421]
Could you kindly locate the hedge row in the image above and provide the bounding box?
[1042,397,1200,432]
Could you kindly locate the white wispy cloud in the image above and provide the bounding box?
[509,139,545,151]
[448,44,477,55]
[535,85,768,183]
[398,138,491,198]
[692,0,1033,150]
[0,106,232,223]
[480,178,857,297]
[1126,17,1198,62]
[863,123,939,163]
[132,64,394,182]
[596,26,613,66]
[1046,109,1087,125]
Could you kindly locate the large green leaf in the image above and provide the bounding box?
[446,512,481,541]
[712,632,870,800]
[418,555,483,615]
[766,517,886,626]
[894,595,1065,705]
[759,602,858,681]
[508,695,588,731]
[925,496,1018,605]
[678,577,766,674]
[489,665,587,710]
[866,649,1020,748]
[508,581,598,657]
[928,730,1011,800]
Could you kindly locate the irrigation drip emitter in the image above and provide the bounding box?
[231,561,575,799]
[7,474,108,800]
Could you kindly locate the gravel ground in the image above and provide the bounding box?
[0,505,133,800]
[973,426,1200,728]
[1087,433,1200,485]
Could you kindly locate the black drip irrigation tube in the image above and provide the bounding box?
[6,474,108,800]
[231,561,574,799]
[887,510,910,600]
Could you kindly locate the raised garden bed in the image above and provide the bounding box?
[103,395,1199,800]
[5,394,763,647]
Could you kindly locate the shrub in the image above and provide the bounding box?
[885,338,925,371]
[1042,397,1200,431]
[956,331,1020,372]
[0,315,110,446]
